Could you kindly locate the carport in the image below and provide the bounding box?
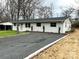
[0,22,13,30]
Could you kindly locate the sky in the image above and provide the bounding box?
[44,0,79,8]
[0,0,79,17]
[44,0,79,17]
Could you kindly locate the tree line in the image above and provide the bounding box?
[0,0,53,21]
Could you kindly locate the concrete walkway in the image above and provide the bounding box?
[0,32,64,59]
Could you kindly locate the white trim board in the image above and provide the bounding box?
[24,34,69,59]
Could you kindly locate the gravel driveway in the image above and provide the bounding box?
[0,32,64,59]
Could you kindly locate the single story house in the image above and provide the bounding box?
[12,17,71,33]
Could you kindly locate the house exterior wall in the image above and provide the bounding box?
[12,18,71,33]
[41,23,63,33]
[13,25,17,31]
[31,23,43,32]
[12,24,31,32]
[12,22,64,33]
[63,18,71,33]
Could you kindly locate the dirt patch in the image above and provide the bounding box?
[32,29,79,59]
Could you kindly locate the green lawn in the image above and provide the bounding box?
[0,30,29,38]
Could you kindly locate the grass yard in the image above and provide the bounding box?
[0,30,28,38]
[32,29,79,59]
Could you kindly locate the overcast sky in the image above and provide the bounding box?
[44,0,79,8]
[44,0,79,17]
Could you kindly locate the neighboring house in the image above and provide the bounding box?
[12,17,71,33]
[0,22,13,30]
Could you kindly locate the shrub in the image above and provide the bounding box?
[72,21,79,28]
[70,28,75,32]
[66,28,75,33]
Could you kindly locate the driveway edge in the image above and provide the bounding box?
[24,34,69,59]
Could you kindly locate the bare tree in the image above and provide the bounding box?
[36,6,53,18]
[6,0,42,33]
[0,1,9,21]
[21,0,42,20]
[7,0,43,20]
[62,7,75,17]
[0,7,4,21]
[6,0,21,33]
[74,0,79,19]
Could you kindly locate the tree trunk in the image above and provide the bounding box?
[16,0,20,34]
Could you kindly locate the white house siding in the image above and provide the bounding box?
[12,19,71,33]
[42,23,63,33]
[31,23,43,32]
[31,23,63,33]
[63,18,71,33]
[13,25,17,31]
[13,24,31,32]
[19,24,26,32]
[13,23,64,33]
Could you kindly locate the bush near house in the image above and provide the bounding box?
[68,21,79,33]
[65,21,79,33]
[66,28,75,33]
[72,21,79,28]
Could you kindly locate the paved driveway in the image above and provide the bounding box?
[0,32,64,59]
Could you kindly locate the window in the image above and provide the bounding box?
[28,23,30,27]
[50,23,56,27]
[25,23,27,27]
[14,23,16,26]
[25,23,30,27]
[37,23,41,27]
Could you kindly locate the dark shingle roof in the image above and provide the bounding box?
[12,17,69,23]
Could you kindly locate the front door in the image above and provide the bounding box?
[31,26,33,31]
[43,26,45,32]
[58,27,61,34]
